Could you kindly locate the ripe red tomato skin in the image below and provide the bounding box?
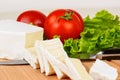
[44,9,84,43]
[17,10,46,28]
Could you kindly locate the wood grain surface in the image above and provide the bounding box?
[0,60,119,80]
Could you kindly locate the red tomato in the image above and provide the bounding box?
[44,9,84,43]
[17,10,46,28]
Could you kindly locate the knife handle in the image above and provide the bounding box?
[96,53,120,60]
[103,48,120,54]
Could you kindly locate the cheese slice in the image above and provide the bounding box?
[23,47,39,69]
[89,59,118,80]
[0,20,43,59]
[65,58,93,80]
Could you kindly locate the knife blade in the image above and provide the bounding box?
[0,59,29,65]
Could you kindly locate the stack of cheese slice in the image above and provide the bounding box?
[35,38,68,78]
[35,38,93,80]
[0,20,43,69]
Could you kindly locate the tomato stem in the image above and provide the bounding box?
[60,11,73,21]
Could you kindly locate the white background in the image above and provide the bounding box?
[0,0,120,12]
[0,0,120,19]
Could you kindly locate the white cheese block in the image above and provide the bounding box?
[0,20,43,59]
[65,58,93,80]
[89,59,118,80]
[23,47,39,69]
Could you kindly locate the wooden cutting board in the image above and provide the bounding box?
[0,60,120,80]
